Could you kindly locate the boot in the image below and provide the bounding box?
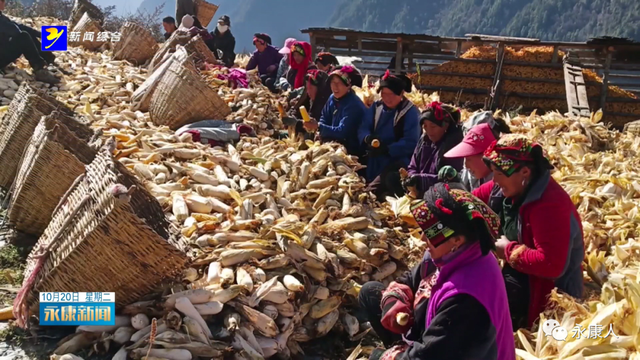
[34,68,61,85]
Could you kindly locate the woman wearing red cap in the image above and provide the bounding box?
[246,33,283,92]
[473,134,584,329]
[403,102,464,198]
[358,70,420,198]
[443,118,511,191]
[360,183,515,360]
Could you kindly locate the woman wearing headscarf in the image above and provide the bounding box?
[246,33,283,92]
[404,102,464,199]
[359,183,515,360]
[283,70,333,139]
[315,52,340,73]
[275,38,297,91]
[358,70,420,198]
[473,134,584,329]
[284,41,316,90]
[303,65,366,157]
[443,117,512,191]
[211,15,236,67]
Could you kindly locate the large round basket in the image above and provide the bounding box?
[185,35,216,66]
[132,46,194,112]
[194,0,218,28]
[149,30,192,71]
[69,0,104,28]
[112,22,159,65]
[69,12,104,51]
[149,60,231,129]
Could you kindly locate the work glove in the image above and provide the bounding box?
[437,165,460,183]
[380,282,414,334]
[402,175,419,195]
[370,345,409,360]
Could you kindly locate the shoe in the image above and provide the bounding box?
[34,69,61,85]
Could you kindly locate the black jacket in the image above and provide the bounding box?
[389,254,496,360]
[0,11,41,42]
[211,29,236,67]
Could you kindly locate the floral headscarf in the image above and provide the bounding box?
[483,134,552,176]
[410,184,500,249]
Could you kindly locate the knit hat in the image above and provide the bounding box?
[420,101,461,127]
[279,38,297,55]
[253,33,272,45]
[378,69,412,96]
[218,15,230,26]
[483,134,553,177]
[410,183,500,254]
[305,69,328,88]
[315,52,339,67]
[329,65,363,88]
[445,123,497,159]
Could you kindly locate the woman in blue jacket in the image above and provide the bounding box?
[303,65,366,157]
[358,70,420,198]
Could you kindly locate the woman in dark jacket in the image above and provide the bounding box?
[404,102,464,198]
[283,70,333,138]
[472,134,584,329]
[315,52,340,73]
[284,41,316,90]
[358,70,420,199]
[211,15,236,67]
[360,183,515,360]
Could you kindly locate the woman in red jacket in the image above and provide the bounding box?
[473,134,584,329]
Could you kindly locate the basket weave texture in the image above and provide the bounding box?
[194,0,218,28]
[70,12,103,51]
[113,22,159,65]
[149,57,231,129]
[623,119,640,135]
[149,30,192,71]
[69,0,104,28]
[23,148,189,311]
[132,47,192,112]
[0,84,74,189]
[185,35,216,66]
[8,114,96,236]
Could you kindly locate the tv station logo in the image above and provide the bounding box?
[39,292,115,326]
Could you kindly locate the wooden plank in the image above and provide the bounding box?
[455,41,462,57]
[605,97,640,103]
[600,52,613,110]
[465,34,540,42]
[563,59,591,117]
[552,45,559,63]
[490,43,506,108]
[420,72,494,79]
[608,72,640,79]
[395,37,403,74]
[602,111,640,118]
[416,85,490,95]
[309,32,317,59]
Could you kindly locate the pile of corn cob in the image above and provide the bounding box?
[4,15,640,360]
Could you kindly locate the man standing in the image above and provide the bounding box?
[162,16,178,40]
[176,0,196,27]
[0,0,60,84]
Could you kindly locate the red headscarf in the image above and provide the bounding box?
[289,41,312,89]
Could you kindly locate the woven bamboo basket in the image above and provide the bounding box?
[149,59,231,129]
[69,13,104,51]
[623,119,640,135]
[149,30,192,71]
[194,0,218,28]
[8,115,96,236]
[185,34,216,66]
[22,147,189,312]
[69,0,104,28]
[0,84,74,189]
[0,226,38,247]
[113,22,159,65]
[132,46,192,112]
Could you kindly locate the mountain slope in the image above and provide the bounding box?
[328,0,640,41]
[137,0,339,52]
